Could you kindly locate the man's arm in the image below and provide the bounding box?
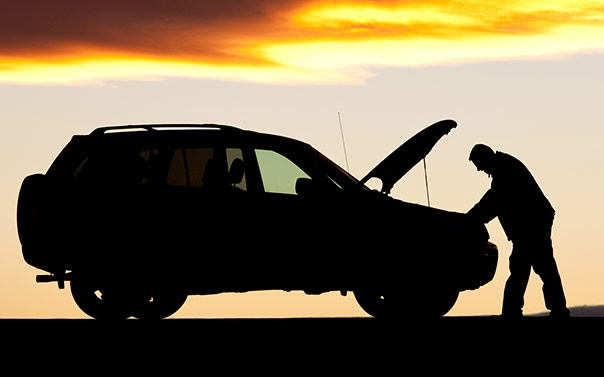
[467,189,498,224]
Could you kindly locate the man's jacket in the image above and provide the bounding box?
[468,152,555,241]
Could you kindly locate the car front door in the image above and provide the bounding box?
[246,147,342,290]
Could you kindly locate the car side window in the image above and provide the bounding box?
[166,148,215,188]
[255,149,310,195]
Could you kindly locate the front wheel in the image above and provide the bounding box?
[354,288,458,319]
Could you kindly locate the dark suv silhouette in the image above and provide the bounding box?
[17,120,497,319]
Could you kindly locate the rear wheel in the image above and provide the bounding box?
[131,290,187,320]
[70,275,132,320]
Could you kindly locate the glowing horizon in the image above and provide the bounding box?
[2,1,604,85]
[0,56,358,85]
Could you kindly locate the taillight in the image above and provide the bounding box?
[16,174,44,244]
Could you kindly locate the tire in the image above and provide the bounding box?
[131,290,187,320]
[353,290,406,319]
[429,289,459,317]
[354,288,458,319]
[70,275,132,320]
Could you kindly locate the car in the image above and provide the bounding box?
[17,119,498,319]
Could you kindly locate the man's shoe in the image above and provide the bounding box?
[548,309,571,319]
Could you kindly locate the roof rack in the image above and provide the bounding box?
[90,124,242,135]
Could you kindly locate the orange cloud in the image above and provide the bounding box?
[1,0,604,84]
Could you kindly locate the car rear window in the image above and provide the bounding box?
[52,134,218,189]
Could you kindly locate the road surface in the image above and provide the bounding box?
[1,317,600,372]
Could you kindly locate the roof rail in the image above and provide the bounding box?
[90,123,242,135]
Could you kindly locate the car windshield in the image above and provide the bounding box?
[269,142,363,191]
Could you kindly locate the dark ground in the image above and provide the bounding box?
[1,317,601,372]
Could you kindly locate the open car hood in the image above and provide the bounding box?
[359,119,457,194]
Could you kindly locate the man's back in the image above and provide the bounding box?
[490,151,554,240]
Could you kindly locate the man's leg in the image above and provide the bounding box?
[502,244,531,317]
[532,235,569,316]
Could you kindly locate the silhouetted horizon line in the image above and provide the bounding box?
[2,304,604,320]
[528,304,604,317]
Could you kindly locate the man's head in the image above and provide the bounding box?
[469,144,495,175]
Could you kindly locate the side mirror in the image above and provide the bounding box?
[295,177,316,196]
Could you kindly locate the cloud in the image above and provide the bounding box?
[2,0,604,84]
[0,0,305,61]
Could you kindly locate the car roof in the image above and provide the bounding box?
[89,123,241,135]
[86,123,309,148]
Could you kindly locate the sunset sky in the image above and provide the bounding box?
[1,0,603,318]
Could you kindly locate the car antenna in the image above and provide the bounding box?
[423,158,431,207]
[338,112,350,172]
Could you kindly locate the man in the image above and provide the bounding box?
[467,144,570,318]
